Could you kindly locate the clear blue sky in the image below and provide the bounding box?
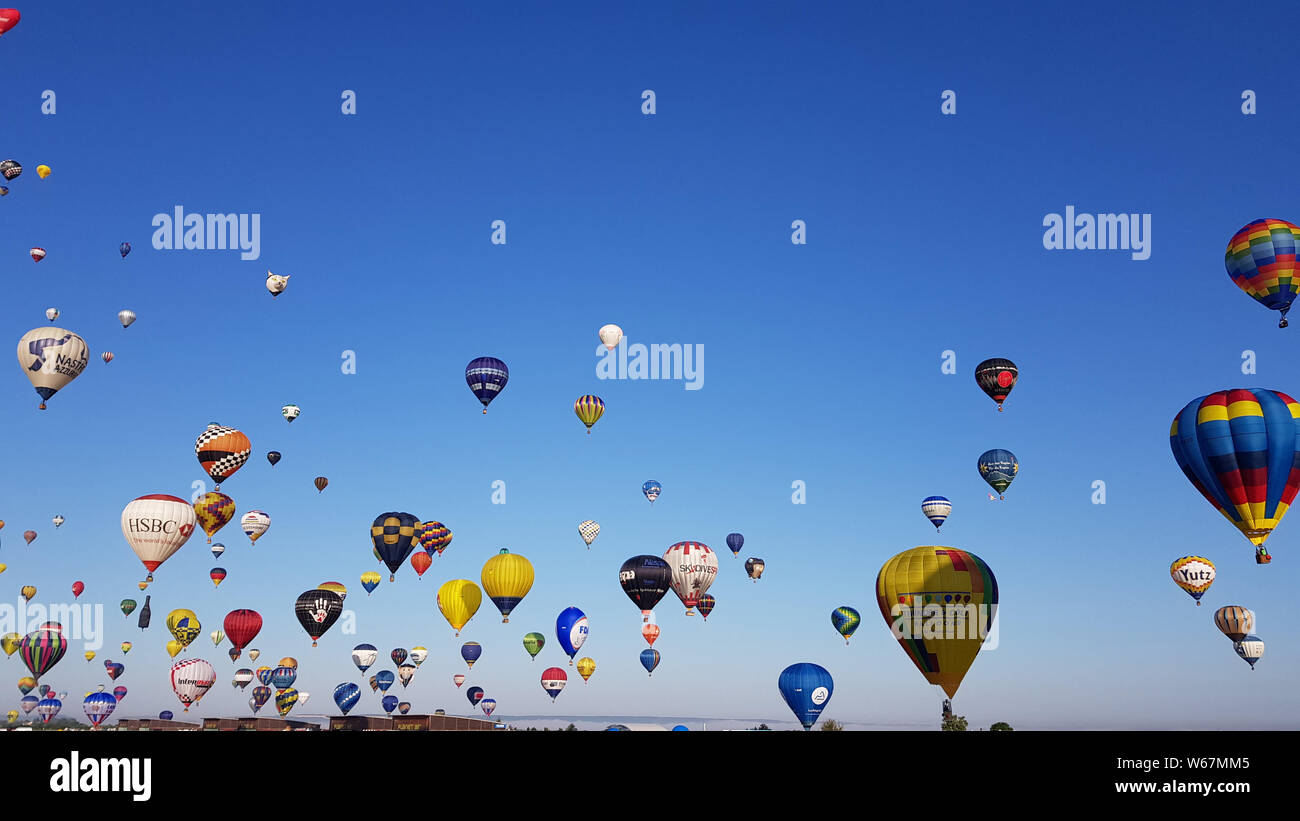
[2,0,1297,729]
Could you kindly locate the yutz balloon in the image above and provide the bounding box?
[16,327,89,409]
[1169,556,1215,606]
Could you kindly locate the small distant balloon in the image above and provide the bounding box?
[598,324,624,350]
[119,242,131,259]
[267,451,281,466]
[118,310,137,328]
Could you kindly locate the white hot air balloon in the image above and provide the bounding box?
[52,515,65,528]
[578,520,600,548]
[1234,635,1265,670]
[45,307,59,322]
[121,494,197,582]
[169,658,216,711]
[398,663,416,687]
[240,510,271,545]
[351,645,378,673]
[232,669,254,689]
[281,404,301,423]
[16,327,90,409]
[118,310,137,329]
[210,629,225,647]
[598,324,624,351]
[663,541,719,616]
[298,691,310,708]
[409,647,428,667]
[266,271,290,297]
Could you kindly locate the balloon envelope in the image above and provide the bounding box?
[465,357,509,411]
[1225,219,1300,327]
[778,663,834,730]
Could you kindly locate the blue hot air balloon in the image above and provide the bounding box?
[83,691,117,727]
[381,695,399,715]
[640,649,660,676]
[725,532,744,557]
[466,686,485,707]
[158,710,174,721]
[249,686,272,714]
[465,357,509,413]
[778,663,834,731]
[370,512,419,582]
[672,725,689,731]
[119,242,131,259]
[270,665,297,690]
[333,682,361,715]
[375,670,395,692]
[642,480,662,504]
[556,606,589,665]
[921,496,951,531]
[20,695,39,715]
[360,575,380,595]
[461,642,482,669]
[977,449,1018,499]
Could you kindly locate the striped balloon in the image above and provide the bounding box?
[1170,389,1300,563]
[921,496,952,531]
[465,357,509,412]
[274,687,298,717]
[19,626,67,679]
[574,394,605,433]
[1225,218,1300,327]
[83,692,117,727]
[1214,606,1254,642]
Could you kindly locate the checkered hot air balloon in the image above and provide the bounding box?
[193,491,235,543]
[1225,218,1300,328]
[194,424,251,488]
[578,520,600,548]
[371,512,418,581]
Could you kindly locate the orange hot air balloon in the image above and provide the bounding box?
[411,552,432,578]
[313,476,328,493]
[23,530,36,545]
[642,622,660,647]
[194,424,251,489]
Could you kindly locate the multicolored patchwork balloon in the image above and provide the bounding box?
[1225,218,1300,328]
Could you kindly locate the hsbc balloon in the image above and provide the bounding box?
[121,495,197,582]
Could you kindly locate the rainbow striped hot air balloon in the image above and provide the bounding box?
[1170,389,1300,564]
[1225,218,1300,328]
[19,625,67,680]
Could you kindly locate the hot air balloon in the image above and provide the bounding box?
[1170,389,1300,564]
[371,512,418,581]
[1169,556,1215,605]
[482,548,534,622]
[83,651,96,662]
[0,633,16,657]
[975,358,1019,411]
[37,697,62,724]
[117,309,137,328]
[778,663,834,730]
[223,609,262,660]
[460,642,482,669]
[158,710,174,722]
[465,357,509,413]
[642,622,660,646]
[416,520,453,556]
[314,476,328,493]
[318,582,347,601]
[391,648,408,667]
[409,647,428,666]
[375,671,395,692]
[361,571,381,595]
[295,589,343,646]
[20,696,38,714]
[5,711,15,723]
[411,551,432,578]
[1225,218,1300,327]
[119,243,132,259]
[256,667,274,687]
[52,514,64,528]
[267,451,281,466]
[877,546,999,699]
[22,530,36,546]
[0,157,18,176]
[1234,635,1265,669]
[1214,606,1254,642]
[20,625,67,679]
[921,497,951,532]
[18,677,37,695]
[578,520,600,548]
[375,694,396,715]
[523,632,545,659]
[122,494,197,582]
[281,404,301,423]
[83,692,116,728]
[209,568,227,588]
[397,663,416,688]
[540,669,567,702]
[170,658,215,711]
[598,324,624,350]
[240,510,270,545]
[17,326,89,409]
[209,544,225,563]
[480,698,497,718]
[35,164,50,179]
[556,607,589,665]
[352,644,378,673]
[210,629,225,647]
[745,558,766,582]
[112,686,128,702]
[663,541,718,616]
[166,609,201,649]
[248,649,260,662]
[249,686,271,713]
[20,585,35,601]
[571,657,595,683]
[683,594,710,624]
[724,533,744,558]
[270,666,296,690]
[233,669,254,689]
[166,640,183,658]
[71,581,84,599]
[574,394,605,433]
[266,271,290,297]
[643,481,661,504]
[977,449,1018,499]
[193,492,235,543]
[195,424,251,489]
[639,649,660,676]
[619,555,673,621]
[831,607,861,644]
[334,682,361,714]
[437,579,482,636]
[227,648,239,661]
[101,352,114,364]
[33,249,47,263]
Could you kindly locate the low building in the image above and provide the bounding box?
[390,714,502,731]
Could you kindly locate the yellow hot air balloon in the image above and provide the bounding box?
[0,563,6,574]
[36,164,51,179]
[193,492,236,543]
[20,585,35,602]
[573,394,605,434]
[876,546,999,699]
[137,581,149,591]
[1169,556,1215,606]
[166,609,202,648]
[576,657,596,682]
[84,651,96,662]
[5,710,16,723]
[121,641,132,654]
[317,581,347,601]
[481,549,534,623]
[360,571,382,596]
[2,632,21,656]
[165,639,184,658]
[279,657,298,670]
[436,579,482,637]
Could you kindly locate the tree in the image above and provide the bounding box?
[941,715,968,732]
[819,719,845,731]
[565,723,577,732]
[989,722,1014,732]
[749,723,770,731]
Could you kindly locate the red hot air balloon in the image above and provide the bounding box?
[0,9,20,36]
[222,609,262,659]
[23,530,36,545]
[71,581,84,599]
[411,551,432,578]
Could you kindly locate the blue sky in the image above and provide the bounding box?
[2,1,1298,729]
